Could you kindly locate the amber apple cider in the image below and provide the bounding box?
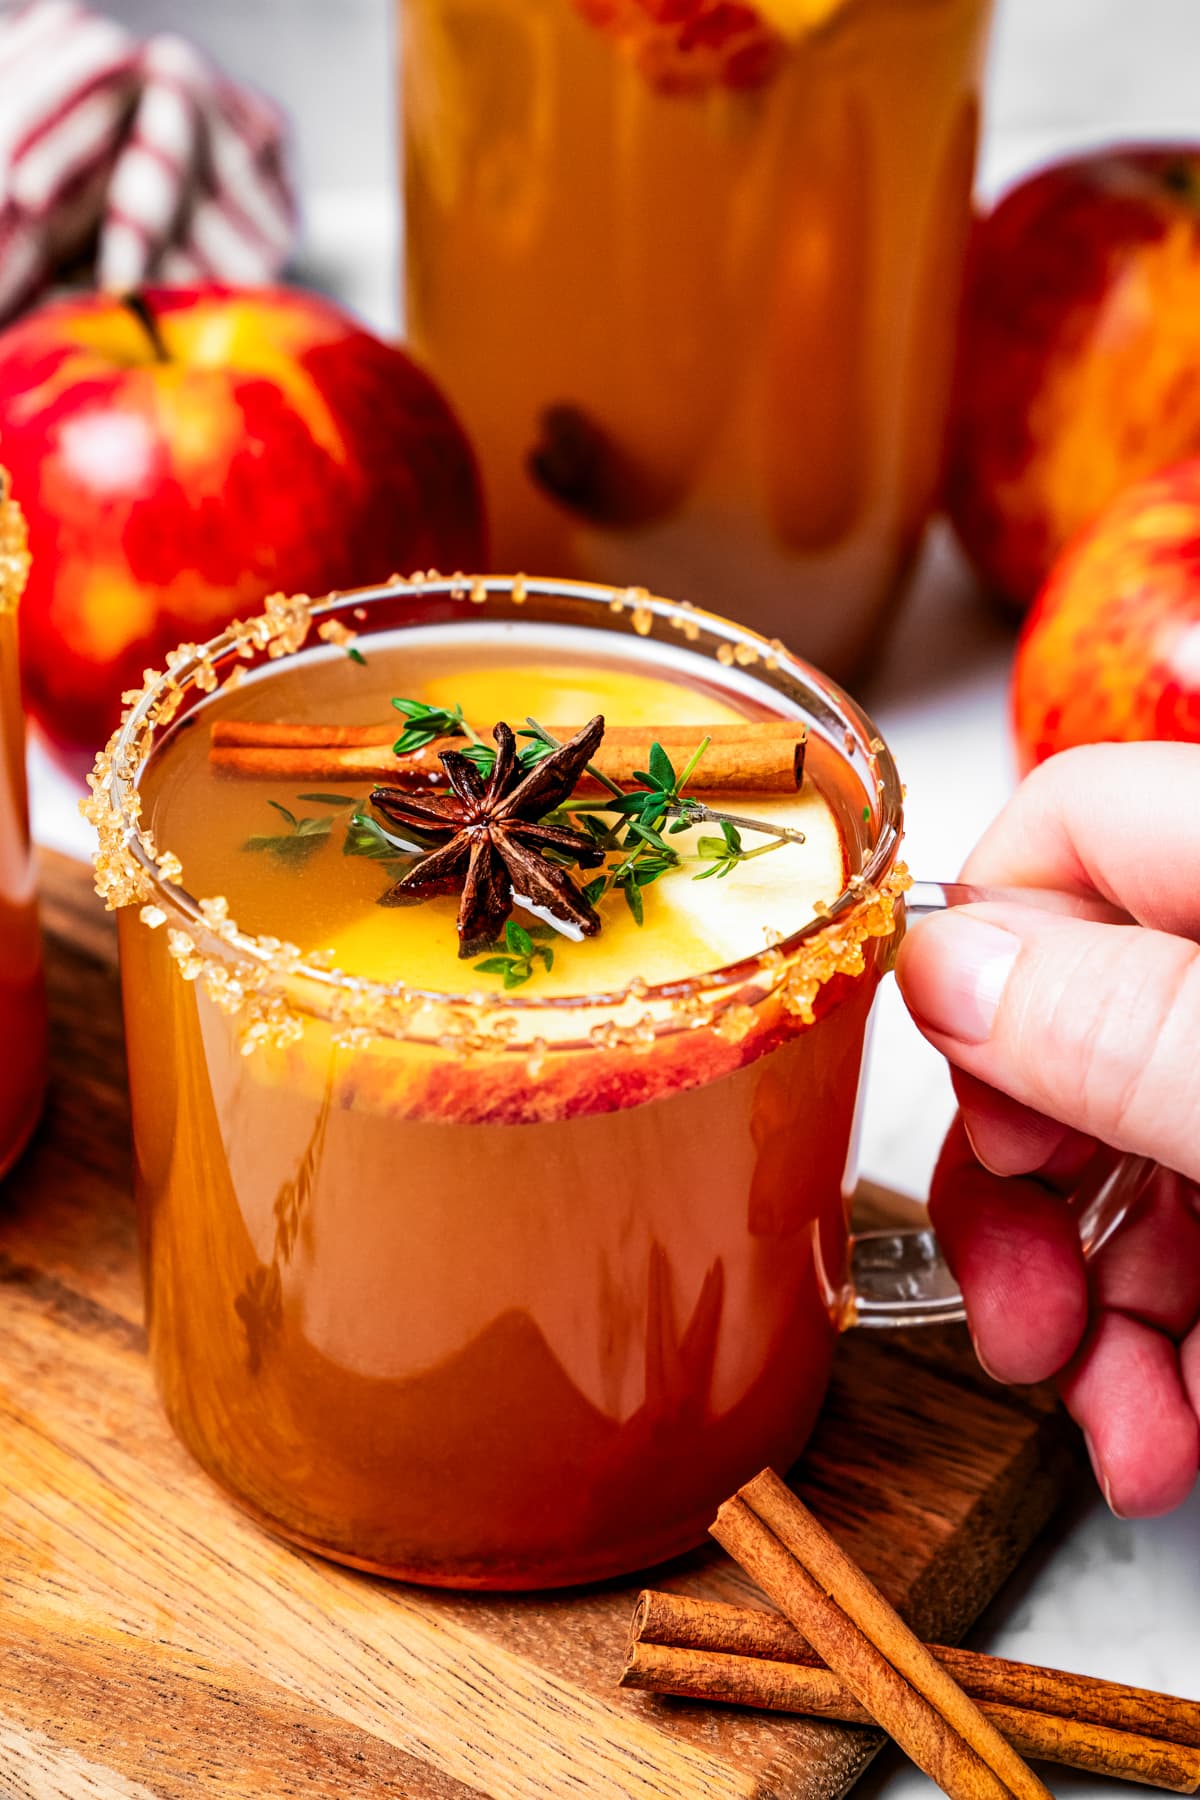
[120,617,896,1586]
[403,0,993,674]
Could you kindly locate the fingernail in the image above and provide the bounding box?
[961,1109,1019,1177]
[969,1328,1002,1383]
[1084,1431,1128,1519]
[962,1107,1069,1178]
[905,913,1019,1045]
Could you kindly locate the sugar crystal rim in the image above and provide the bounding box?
[84,574,909,1047]
[0,468,30,619]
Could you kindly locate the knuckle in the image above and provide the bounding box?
[1107,942,1200,1145]
[1026,932,1200,1164]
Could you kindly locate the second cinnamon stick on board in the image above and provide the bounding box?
[622,1594,1200,1792]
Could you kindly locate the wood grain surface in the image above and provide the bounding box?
[0,850,1086,1800]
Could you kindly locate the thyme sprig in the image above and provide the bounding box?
[571,734,711,923]
[390,698,484,757]
[534,726,805,915]
[243,799,336,866]
[240,704,809,990]
[391,701,621,792]
[343,810,428,862]
[695,821,747,880]
[378,699,807,944]
[474,920,557,989]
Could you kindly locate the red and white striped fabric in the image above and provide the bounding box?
[0,0,296,323]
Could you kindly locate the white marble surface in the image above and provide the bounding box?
[26,0,1200,1777]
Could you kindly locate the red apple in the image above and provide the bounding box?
[1012,459,1200,773]
[0,286,485,767]
[946,146,1200,613]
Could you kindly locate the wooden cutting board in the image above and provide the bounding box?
[0,849,1084,1800]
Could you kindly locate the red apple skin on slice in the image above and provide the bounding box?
[0,285,486,767]
[1012,458,1200,773]
[946,146,1200,615]
[570,0,785,95]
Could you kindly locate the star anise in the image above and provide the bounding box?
[370,716,608,957]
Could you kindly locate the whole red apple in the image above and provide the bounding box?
[946,146,1200,613]
[1012,459,1200,773]
[0,286,485,767]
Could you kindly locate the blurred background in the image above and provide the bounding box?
[89,0,1200,338]
[20,0,1200,1195]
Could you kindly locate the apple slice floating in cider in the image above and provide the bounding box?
[569,0,857,96]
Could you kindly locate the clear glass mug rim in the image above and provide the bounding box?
[103,571,908,1019]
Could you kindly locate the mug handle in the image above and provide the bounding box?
[844,880,1158,1329]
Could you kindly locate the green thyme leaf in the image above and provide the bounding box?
[393,724,438,755]
[297,792,358,807]
[472,918,562,990]
[243,804,334,867]
[633,860,670,885]
[648,742,675,790]
[390,698,470,757]
[241,833,323,863]
[506,921,534,958]
[514,730,555,773]
[628,820,676,856]
[344,811,426,861]
[608,791,655,817]
[347,646,367,666]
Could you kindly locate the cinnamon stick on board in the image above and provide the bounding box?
[710,1470,1053,1800]
[622,1594,1200,1792]
[208,718,808,794]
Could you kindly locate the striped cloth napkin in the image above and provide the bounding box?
[0,0,297,324]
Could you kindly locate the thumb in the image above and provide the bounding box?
[895,905,1200,1183]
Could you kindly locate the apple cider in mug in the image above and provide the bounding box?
[88,579,907,1588]
[0,473,45,1176]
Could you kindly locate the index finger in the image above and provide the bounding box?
[960,742,1200,940]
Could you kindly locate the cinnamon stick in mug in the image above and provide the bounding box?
[209,718,808,792]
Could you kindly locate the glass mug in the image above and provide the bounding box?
[87,577,1145,1589]
[401,0,994,677]
[0,468,45,1178]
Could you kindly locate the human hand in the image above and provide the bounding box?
[895,742,1200,1518]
